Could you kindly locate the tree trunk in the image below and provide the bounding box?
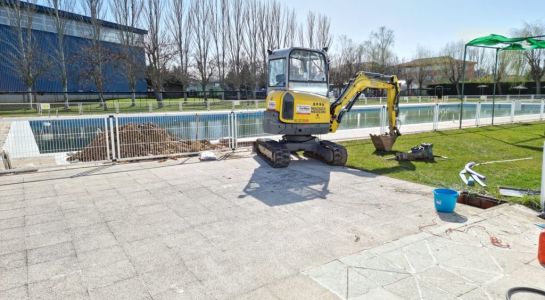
[131,89,136,107]
[63,84,69,110]
[27,87,33,109]
[155,89,163,108]
[536,79,542,95]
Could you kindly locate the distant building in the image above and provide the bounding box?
[0,0,147,95]
[396,56,476,89]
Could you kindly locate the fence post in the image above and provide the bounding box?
[108,116,117,161]
[115,101,119,114]
[206,99,210,111]
[539,99,545,121]
[179,101,183,111]
[78,103,83,115]
[475,101,481,127]
[433,103,439,131]
[357,113,361,128]
[541,141,545,216]
[234,112,238,149]
[380,105,386,134]
[510,101,515,123]
[418,96,421,103]
[104,117,110,160]
[148,103,153,113]
[365,97,367,105]
[115,116,121,159]
[255,100,258,109]
[379,97,382,105]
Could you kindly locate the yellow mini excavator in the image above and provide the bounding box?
[255,47,401,168]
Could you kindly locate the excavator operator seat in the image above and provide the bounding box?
[267,48,329,97]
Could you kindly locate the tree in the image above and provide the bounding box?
[169,0,192,95]
[414,46,432,93]
[1,0,49,107]
[47,0,75,109]
[364,26,395,73]
[515,22,545,94]
[112,0,145,107]
[144,0,173,107]
[316,14,332,49]
[243,0,260,97]
[440,40,466,95]
[305,11,316,48]
[82,0,109,109]
[189,0,214,101]
[225,0,245,98]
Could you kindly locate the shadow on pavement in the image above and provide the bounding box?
[437,211,468,223]
[241,155,376,206]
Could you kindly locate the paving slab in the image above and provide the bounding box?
[0,154,543,299]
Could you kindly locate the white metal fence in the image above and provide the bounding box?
[1,98,544,170]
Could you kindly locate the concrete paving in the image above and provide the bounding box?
[0,154,543,299]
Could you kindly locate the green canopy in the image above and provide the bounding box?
[467,34,545,50]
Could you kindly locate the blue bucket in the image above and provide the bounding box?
[433,189,458,213]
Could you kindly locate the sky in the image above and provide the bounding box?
[280,0,545,60]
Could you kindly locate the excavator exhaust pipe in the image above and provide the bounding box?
[370,133,398,152]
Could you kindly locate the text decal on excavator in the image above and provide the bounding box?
[296,105,311,114]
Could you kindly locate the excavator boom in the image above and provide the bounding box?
[330,71,400,136]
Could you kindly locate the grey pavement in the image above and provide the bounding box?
[0,154,543,299]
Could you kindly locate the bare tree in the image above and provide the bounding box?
[1,0,49,107]
[316,14,332,49]
[515,22,545,94]
[81,0,109,109]
[112,0,145,107]
[364,26,395,73]
[440,40,466,95]
[189,0,214,102]
[47,0,75,109]
[144,0,173,107]
[169,0,192,96]
[243,0,260,97]
[305,11,316,48]
[225,0,245,97]
[210,0,227,88]
[280,7,296,48]
[414,46,432,93]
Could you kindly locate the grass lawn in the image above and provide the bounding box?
[341,122,545,209]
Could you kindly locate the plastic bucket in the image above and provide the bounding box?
[433,188,458,213]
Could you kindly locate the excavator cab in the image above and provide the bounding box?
[267,48,329,97]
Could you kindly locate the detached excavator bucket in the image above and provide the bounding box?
[370,133,398,152]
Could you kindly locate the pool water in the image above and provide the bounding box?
[29,103,541,154]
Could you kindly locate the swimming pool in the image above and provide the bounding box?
[29,102,541,154]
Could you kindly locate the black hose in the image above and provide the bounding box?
[506,287,545,299]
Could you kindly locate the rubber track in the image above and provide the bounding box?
[255,139,291,168]
[320,141,348,166]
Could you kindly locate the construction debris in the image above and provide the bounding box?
[395,143,434,161]
[459,162,486,187]
[498,186,540,198]
[199,151,217,161]
[68,123,220,162]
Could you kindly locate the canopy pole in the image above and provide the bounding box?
[492,48,499,125]
[459,45,468,129]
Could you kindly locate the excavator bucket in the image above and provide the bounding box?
[370,133,398,152]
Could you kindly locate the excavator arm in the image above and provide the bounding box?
[329,71,401,137]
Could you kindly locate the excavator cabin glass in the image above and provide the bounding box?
[267,48,329,97]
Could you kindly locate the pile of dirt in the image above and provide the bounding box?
[68,123,219,162]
